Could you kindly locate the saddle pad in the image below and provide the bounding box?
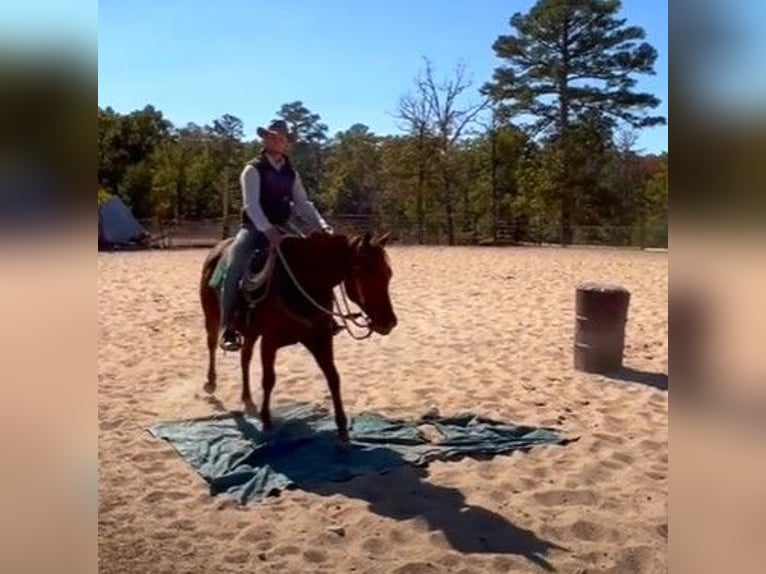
[208,247,231,291]
[208,246,271,294]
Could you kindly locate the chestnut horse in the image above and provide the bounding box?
[199,231,397,442]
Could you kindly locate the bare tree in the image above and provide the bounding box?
[396,83,434,244]
[397,57,490,244]
[474,105,501,242]
[615,128,645,245]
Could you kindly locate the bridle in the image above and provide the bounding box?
[272,226,373,340]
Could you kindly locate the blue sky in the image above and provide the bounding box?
[1,0,95,55]
[96,0,667,153]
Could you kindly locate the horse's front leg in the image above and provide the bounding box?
[259,337,278,431]
[240,333,258,414]
[303,333,348,443]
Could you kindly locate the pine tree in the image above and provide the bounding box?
[484,0,665,244]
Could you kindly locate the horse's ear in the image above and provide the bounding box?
[377,231,390,247]
[362,231,373,247]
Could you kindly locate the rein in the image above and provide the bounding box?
[273,228,373,340]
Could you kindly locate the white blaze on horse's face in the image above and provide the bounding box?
[347,232,397,335]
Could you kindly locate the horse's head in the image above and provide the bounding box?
[345,231,397,335]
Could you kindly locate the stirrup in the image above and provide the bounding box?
[219,331,242,352]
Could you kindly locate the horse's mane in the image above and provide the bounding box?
[276,232,354,292]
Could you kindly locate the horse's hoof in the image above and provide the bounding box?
[243,399,257,416]
[337,432,350,446]
[258,411,274,432]
[203,381,216,394]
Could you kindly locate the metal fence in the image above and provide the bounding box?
[138,214,667,250]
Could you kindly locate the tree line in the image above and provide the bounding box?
[98,0,667,246]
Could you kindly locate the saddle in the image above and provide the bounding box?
[208,243,274,307]
[241,247,275,306]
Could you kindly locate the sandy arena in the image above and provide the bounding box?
[98,245,668,573]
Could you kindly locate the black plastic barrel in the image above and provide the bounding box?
[574,282,631,374]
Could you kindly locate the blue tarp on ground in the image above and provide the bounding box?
[148,403,573,504]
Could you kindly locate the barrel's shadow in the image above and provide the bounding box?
[607,367,668,391]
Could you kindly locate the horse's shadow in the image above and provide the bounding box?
[229,412,568,572]
[304,462,566,571]
[201,393,228,413]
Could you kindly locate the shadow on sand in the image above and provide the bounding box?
[183,396,571,570]
[230,412,569,572]
[302,462,567,571]
[606,366,668,391]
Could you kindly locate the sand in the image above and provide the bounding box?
[98,245,668,573]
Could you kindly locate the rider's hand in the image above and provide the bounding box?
[265,226,282,248]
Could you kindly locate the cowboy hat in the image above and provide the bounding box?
[256,119,292,141]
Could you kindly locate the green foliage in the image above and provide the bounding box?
[516,141,565,230]
[120,160,154,218]
[98,104,173,217]
[98,187,112,205]
[274,101,328,197]
[323,124,382,215]
[641,155,668,246]
[149,141,184,220]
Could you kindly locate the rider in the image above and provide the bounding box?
[219,119,333,351]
